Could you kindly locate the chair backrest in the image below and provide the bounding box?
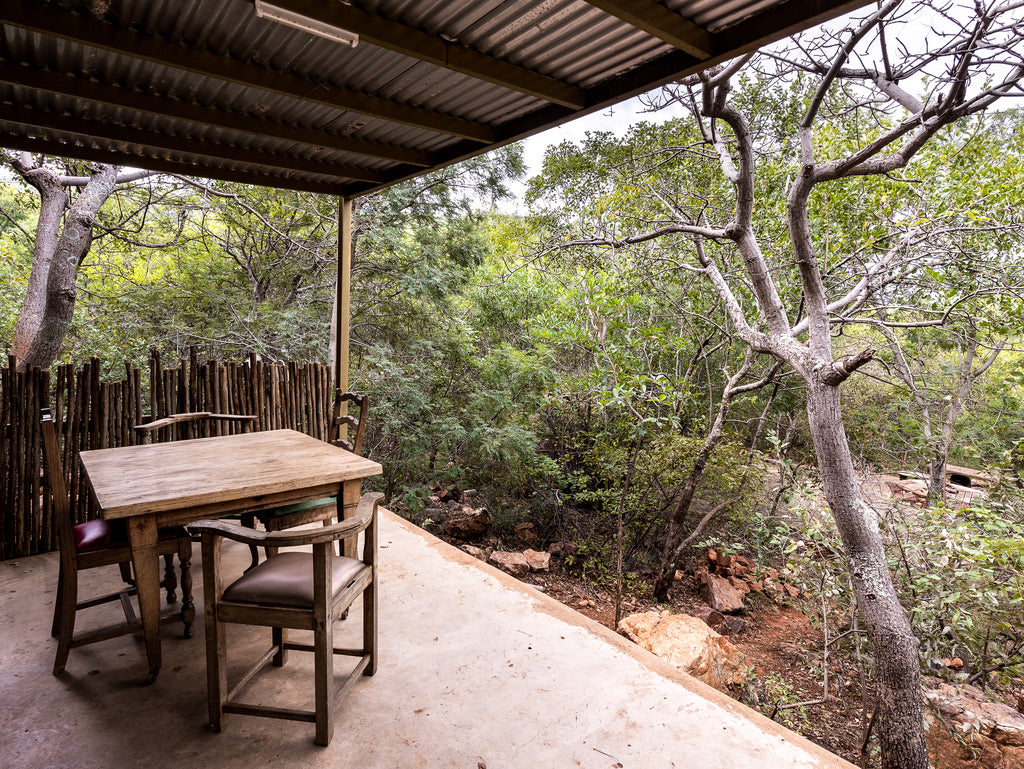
[134,412,257,444]
[328,391,367,455]
[40,409,75,566]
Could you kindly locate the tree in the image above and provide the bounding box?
[527,2,1023,765]
[1,152,152,370]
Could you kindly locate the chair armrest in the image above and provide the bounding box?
[188,518,272,546]
[135,413,257,433]
[189,493,384,547]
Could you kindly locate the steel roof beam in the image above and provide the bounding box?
[0,64,434,167]
[247,0,587,109]
[581,0,714,59]
[0,0,496,143]
[0,132,351,194]
[1,103,391,183]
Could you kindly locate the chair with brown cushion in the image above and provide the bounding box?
[41,409,194,676]
[189,491,382,746]
[249,391,368,563]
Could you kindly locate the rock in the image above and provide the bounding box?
[697,569,745,614]
[618,611,748,692]
[460,544,490,561]
[697,608,747,636]
[547,541,577,558]
[514,522,539,544]
[488,550,530,578]
[727,576,750,595]
[443,507,491,539]
[923,678,1024,752]
[730,555,753,577]
[523,549,551,572]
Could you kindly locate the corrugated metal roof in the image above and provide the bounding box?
[0,0,872,197]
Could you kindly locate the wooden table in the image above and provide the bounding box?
[79,429,383,683]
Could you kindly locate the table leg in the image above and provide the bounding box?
[127,515,162,684]
[341,480,361,559]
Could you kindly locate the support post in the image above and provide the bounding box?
[333,196,352,394]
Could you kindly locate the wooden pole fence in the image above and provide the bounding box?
[0,350,332,560]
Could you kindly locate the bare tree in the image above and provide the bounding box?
[3,152,152,370]
[532,1,1023,765]
[879,319,1006,505]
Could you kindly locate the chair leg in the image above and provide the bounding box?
[51,566,65,638]
[118,561,134,585]
[179,541,195,639]
[272,627,287,667]
[203,548,227,734]
[313,604,335,746]
[52,569,78,675]
[163,554,178,605]
[364,575,377,677]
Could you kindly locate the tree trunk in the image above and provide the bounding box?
[11,163,121,371]
[9,170,67,366]
[805,380,928,769]
[925,454,947,508]
[653,356,754,600]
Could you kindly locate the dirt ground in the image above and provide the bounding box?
[425,472,1019,768]
[526,567,1004,768]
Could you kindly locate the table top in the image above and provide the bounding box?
[80,429,382,520]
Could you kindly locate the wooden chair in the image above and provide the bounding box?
[41,409,194,676]
[189,492,383,746]
[247,392,368,564]
[134,411,257,444]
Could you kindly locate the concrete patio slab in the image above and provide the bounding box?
[0,509,852,769]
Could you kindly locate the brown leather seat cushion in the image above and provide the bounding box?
[223,552,366,609]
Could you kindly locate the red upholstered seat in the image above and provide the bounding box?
[72,519,189,554]
[72,519,128,553]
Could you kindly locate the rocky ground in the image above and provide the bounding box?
[415,481,1024,768]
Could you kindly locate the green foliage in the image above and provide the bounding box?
[889,502,1024,684]
[0,182,35,347]
[771,486,1024,690]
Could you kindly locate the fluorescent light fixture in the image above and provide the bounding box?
[254,0,359,47]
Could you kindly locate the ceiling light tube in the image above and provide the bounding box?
[254,1,360,47]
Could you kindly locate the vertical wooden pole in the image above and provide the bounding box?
[334,196,352,394]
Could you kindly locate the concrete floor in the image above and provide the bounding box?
[0,510,853,769]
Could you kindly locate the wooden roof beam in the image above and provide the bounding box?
[247,0,587,109]
[582,0,714,59]
[0,0,496,143]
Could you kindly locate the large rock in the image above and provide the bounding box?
[523,549,551,572]
[618,611,748,692]
[443,507,491,539]
[924,678,1024,748]
[697,569,746,614]
[488,550,530,578]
